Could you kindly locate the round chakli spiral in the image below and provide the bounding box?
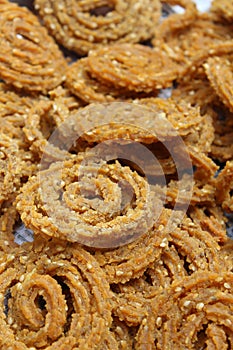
[34,0,161,56]
[0,239,113,349]
[0,1,67,94]
[16,146,161,248]
[153,12,233,72]
[87,44,181,92]
[136,271,233,350]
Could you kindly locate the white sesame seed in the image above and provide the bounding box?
[224,283,231,289]
[8,317,13,325]
[116,270,124,276]
[183,300,191,307]
[156,317,162,327]
[19,274,25,282]
[87,263,93,270]
[196,302,204,311]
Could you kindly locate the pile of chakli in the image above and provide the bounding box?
[0,0,233,348]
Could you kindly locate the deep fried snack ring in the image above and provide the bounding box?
[0,1,67,94]
[153,13,233,69]
[23,100,65,159]
[146,214,225,288]
[136,271,233,349]
[87,44,181,92]
[0,238,112,349]
[133,97,215,153]
[34,0,161,56]
[66,58,126,103]
[204,55,233,112]
[16,147,160,248]
[215,161,233,213]
[211,0,233,22]
[112,211,226,326]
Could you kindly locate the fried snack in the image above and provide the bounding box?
[0,204,19,252]
[157,0,198,38]
[112,285,152,327]
[93,221,165,284]
[63,101,178,145]
[210,104,233,162]
[204,55,233,112]
[23,89,84,160]
[110,318,135,350]
[215,161,233,213]
[171,74,217,114]
[16,146,160,248]
[87,44,181,92]
[136,271,233,349]
[0,82,40,150]
[146,214,225,288]
[133,97,215,153]
[23,100,66,159]
[211,0,233,22]
[153,13,233,71]
[0,1,67,94]
[189,205,228,243]
[34,0,161,56]
[48,85,84,124]
[112,211,226,326]
[220,239,233,271]
[0,238,112,349]
[0,134,34,208]
[66,58,126,103]
[171,66,233,162]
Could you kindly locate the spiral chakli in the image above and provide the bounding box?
[111,210,226,327]
[153,12,233,71]
[34,0,161,55]
[65,58,137,104]
[16,147,161,248]
[0,239,112,349]
[86,44,181,92]
[0,1,67,94]
[136,271,233,349]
